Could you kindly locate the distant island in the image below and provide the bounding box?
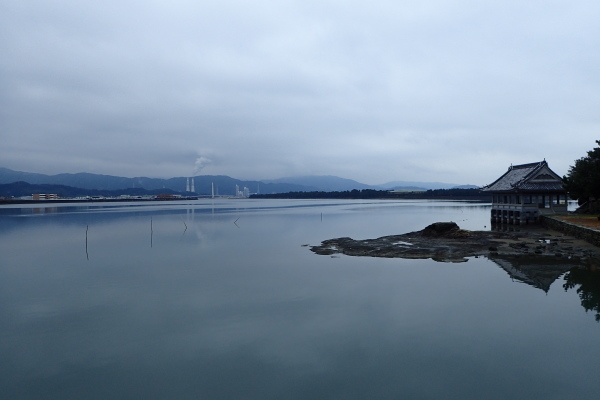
[251,188,490,201]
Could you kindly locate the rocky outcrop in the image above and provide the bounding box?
[310,222,600,263]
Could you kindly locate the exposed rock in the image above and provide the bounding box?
[310,222,600,263]
[420,222,468,238]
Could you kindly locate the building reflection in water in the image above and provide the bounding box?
[489,255,581,293]
[490,254,600,322]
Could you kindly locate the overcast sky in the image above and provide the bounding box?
[1,1,599,185]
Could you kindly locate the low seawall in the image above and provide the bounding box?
[541,216,600,247]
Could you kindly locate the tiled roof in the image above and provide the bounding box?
[518,182,564,191]
[482,161,565,193]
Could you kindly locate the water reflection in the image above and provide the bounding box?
[563,268,600,322]
[2,200,600,398]
[489,255,582,293]
[487,254,600,322]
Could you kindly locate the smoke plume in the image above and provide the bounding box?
[193,156,212,176]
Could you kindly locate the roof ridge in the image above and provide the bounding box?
[510,161,545,170]
[512,161,545,187]
[482,160,562,192]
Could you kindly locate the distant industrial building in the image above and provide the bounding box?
[32,193,59,200]
[235,185,250,198]
[156,194,182,200]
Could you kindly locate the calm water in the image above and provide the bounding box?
[1,199,599,399]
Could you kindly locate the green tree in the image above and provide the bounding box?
[563,140,600,208]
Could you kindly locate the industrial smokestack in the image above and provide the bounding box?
[186,177,190,192]
[191,177,195,193]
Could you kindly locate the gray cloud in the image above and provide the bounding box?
[1,0,599,184]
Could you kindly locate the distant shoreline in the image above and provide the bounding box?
[0,197,201,205]
[1,189,491,205]
[251,188,490,201]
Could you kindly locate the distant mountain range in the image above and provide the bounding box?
[378,180,478,191]
[262,175,371,191]
[0,168,306,196]
[0,167,478,197]
[264,175,478,191]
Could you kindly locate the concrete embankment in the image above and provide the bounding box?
[541,216,600,247]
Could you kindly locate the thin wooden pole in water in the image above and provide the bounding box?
[180,218,188,238]
[151,218,153,248]
[86,225,89,260]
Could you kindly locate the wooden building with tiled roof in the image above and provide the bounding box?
[482,160,567,224]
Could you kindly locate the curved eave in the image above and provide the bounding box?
[484,188,566,194]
